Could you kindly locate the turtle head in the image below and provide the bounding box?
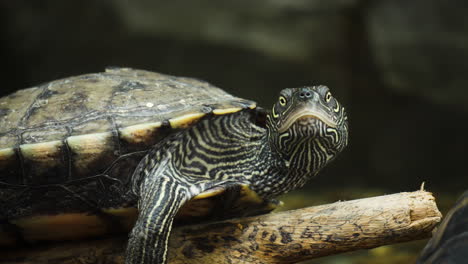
[267,86,348,178]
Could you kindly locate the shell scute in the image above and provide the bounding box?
[0,68,259,245]
[20,140,65,184]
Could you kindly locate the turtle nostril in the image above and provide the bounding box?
[299,90,313,99]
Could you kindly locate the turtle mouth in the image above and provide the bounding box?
[278,107,337,133]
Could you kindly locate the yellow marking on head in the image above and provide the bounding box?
[272,107,279,118]
[249,103,257,109]
[333,103,340,113]
[212,107,242,115]
[169,112,206,129]
[120,122,162,144]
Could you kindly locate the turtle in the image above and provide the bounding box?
[0,67,348,263]
[417,190,468,264]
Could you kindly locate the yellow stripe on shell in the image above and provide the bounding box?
[193,186,226,200]
[66,132,112,152]
[20,140,63,159]
[66,132,114,173]
[119,122,163,144]
[169,112,206,129]
[20,141,63,170]
[11,213,112,242]
[212,107,242,115]
[0,148,15,161]
[1,207,138,245]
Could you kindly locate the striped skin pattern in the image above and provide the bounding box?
[126,111,277,263]
[125,86,348,264]
[263,86,348,195]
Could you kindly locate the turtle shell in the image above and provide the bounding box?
[0,68,261,246]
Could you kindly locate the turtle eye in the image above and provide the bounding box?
[325,92,332,102]
[279,96,287,106]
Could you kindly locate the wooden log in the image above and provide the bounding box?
[0,190,441,264]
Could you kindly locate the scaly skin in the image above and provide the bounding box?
[125,86,348,264]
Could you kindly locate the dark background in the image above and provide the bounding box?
[1,0,467,263]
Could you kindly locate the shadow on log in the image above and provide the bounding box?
[0,190,441,264]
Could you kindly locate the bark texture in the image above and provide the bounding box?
[0,190,441,264]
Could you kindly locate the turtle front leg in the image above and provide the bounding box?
[125,175,188,264]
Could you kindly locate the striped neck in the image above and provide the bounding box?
[250,132,320,198]
[132,110,322,199]
[252,117,346,198]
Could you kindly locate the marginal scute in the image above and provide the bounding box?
[0,147,20,184]
[169,112,206,129]
[212,107,243,115]
[20,140,68,184]
[4,207,139,246]
[66,132,116,176]
[67,132,113,154]
[11,214,111,243]
[119,122,163,144]
[0,148,15,162]
[20,141,63,161]
[193,186,226,200]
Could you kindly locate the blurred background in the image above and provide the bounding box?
[1,0,467,263]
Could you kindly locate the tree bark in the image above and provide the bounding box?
[0,190,441,264]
